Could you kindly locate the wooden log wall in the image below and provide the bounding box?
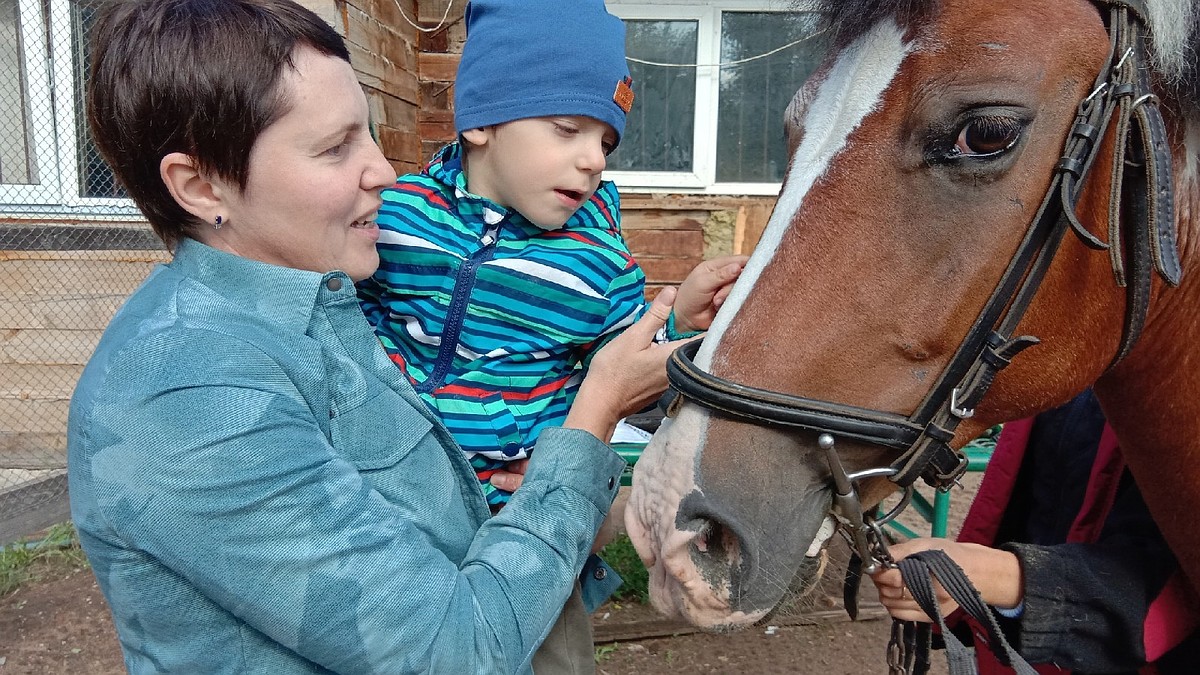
[622,195,774,297]
[0,224,167,471]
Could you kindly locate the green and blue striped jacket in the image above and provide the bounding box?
[358,143,646,502]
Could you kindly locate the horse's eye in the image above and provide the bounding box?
[953,116,1023,157]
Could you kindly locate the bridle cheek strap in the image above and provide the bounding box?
[888,334,1040,487]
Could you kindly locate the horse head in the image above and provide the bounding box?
[626,0,1200,630]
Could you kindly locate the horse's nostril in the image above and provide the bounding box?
[686,518,740,562]
[677,493,752,586]
[694,520,712,553]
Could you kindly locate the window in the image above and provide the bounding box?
[1,0,131,216]
[608,2,827,195]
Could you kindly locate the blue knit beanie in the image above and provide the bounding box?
[454,0,633,143]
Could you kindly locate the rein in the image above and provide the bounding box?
[664,2,1180,670]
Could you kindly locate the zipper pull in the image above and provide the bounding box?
[481,225,499,247]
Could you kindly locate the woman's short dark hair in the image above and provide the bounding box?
[88,0,351,249]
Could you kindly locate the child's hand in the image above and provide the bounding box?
[489,459,529,494]
[673,255,748,334]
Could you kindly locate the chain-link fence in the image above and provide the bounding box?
[2,0,166,543]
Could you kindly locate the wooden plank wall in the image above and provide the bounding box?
[622,195,774,297]
[0,240,167,470]
[0,223,166,543]
[0,195,774,469]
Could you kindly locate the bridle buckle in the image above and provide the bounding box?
[949,387,975,419]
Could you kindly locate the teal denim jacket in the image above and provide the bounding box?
[67,239,625,674]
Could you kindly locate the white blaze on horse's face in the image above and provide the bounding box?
[697,26,913,367]
[625,19,912,630]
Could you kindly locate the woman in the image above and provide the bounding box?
[68,0,697,672]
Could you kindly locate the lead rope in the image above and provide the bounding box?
[886,550,1040,675]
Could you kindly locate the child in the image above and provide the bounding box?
[357,2,741,670]
[357,0,743,505]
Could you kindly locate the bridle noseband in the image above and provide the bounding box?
[665,0,1181,574]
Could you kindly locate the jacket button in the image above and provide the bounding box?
[593,566,607,581]
[326,278,343,292]
[607,477,615,489]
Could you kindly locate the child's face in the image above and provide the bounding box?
[462,116,617,229]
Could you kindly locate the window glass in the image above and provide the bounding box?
[716,11,825,183]
[0,0,38,185]
[609,19,698,173]
[73,0,123,198]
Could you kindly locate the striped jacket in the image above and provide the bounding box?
[358,142,646,479]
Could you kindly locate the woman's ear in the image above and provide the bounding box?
[159,152,226,223]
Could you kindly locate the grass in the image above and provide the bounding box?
[0,522,89,597]
[0,523,649,604]
[598,533,649,603]
[593,643,618,663]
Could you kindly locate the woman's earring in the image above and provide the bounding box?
[214,215,223,229]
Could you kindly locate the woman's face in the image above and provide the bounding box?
[209,46,396,281]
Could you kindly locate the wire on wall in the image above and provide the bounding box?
[391,0,458,33]
[625,29,828,68]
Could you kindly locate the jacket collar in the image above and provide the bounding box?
[425,142,558,239]
[170,238,354,334]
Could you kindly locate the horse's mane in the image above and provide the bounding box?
[804,0,1200,118]
[1147,0,1200,117]
[807,0,937,48]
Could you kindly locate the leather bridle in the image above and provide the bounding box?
[664,0,1181,576]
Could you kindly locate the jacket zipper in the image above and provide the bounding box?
[416,224,500,394]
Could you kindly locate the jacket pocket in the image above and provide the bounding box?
[330,387,433,470]
[431,388,526,460]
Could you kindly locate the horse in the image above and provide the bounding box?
[625,0,1200,633]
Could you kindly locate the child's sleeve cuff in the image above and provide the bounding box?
[655,312,704,343]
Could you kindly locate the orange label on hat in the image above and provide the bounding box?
[613,77,634,113]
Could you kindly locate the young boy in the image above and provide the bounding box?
[357,2,742,669]
[352,0,739,662]
[357,0,743,505]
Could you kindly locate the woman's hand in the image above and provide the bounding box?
[565,287,683,442]
[869,538,1024,623]
[672,255,748,334]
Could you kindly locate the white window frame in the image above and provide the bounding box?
[607,0,818,196]
[0,0,56,204]
[1,0,139,217]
